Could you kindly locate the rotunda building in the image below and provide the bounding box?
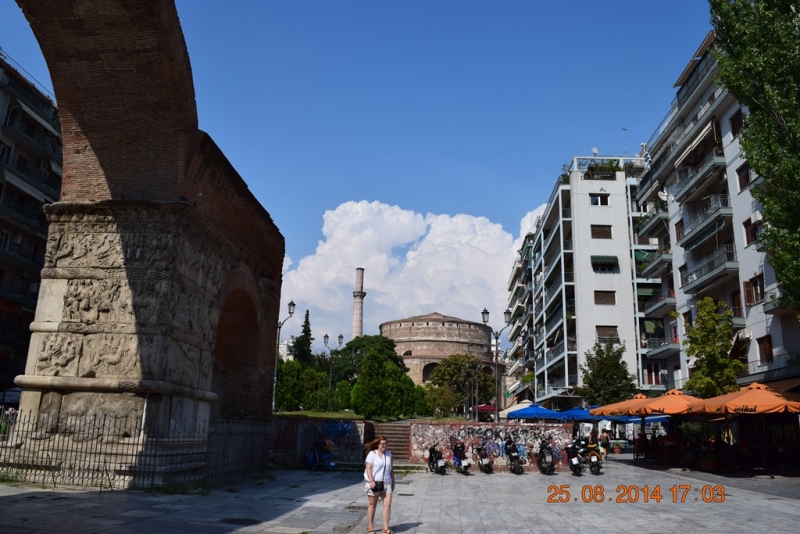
[379,312,500,386]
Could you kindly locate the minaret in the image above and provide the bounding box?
[351,267,366,340]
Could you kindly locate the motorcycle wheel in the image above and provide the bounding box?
[570,463,581,476]
[547,463,555,475]
[537,459,547,475]
[590,461,601,475]
[512,459,521,475]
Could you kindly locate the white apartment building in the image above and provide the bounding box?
[507,155,647,410]
[635,31,800,393]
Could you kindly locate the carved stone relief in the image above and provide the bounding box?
[36,333,82,377]
[78,334,164,380]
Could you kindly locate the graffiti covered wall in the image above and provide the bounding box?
[410,421,574,469]
[272,417,366,468]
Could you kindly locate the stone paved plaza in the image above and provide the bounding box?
[1,455,798,533]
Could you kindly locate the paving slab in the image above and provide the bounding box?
[1,456,799,533]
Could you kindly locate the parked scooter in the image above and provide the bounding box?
[427,444,446,474]
[504,437,524,475]
[536,438,556,475]
[565,436,603,476]
[474,440,493,474]
[452,440,471,475]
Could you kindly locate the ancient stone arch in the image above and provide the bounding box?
[13,0,284,434]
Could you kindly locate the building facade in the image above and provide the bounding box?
[379,312,498,387]
[0,56,61,395]
[506,156,647,410]
[636,31,800,393]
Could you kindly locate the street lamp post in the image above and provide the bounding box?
[272,300,295,412]
[482,307,512,423]
[324,333,344,411]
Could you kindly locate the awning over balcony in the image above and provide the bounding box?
[591,255,618,264]
[674,121,714,169]
[684,220,725,251]
[12,99,61,139]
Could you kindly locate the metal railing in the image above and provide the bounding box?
[680,245,737,287]
[677,195,730,240]
[673,149,724,196]
[643,289,676,310]
[0,412,274,490]
[746,351,800,375]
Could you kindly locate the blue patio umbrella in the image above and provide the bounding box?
[507,404,562,420]
[558,405,605,422]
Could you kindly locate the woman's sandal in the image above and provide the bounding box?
[382,529,395,534]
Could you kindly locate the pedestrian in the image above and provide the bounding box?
[364,436,395,534]
[601,429,611,458]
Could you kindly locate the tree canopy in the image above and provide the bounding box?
[350,349,419,418]
[291,309,314,366]
[710,0,800,310]
[429,353,495,407]
[334,335,406,385]
[676,297,744,397]
[576,340,636,407]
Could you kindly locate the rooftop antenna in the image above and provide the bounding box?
[591,147,599,156]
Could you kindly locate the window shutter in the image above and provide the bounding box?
[743,280,754,306]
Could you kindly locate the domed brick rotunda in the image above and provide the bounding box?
[379,312,500,386]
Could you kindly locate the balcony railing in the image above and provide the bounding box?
[1,161,60,199]
[643,289,676,310]
[673,149,725,199]
[0,72,61,131]
[2,121,62,163]
[680,245,737,288]
[676,195,731,241]
[746,351,800,375]
[562,208,571,219]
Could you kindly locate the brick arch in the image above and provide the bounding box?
[14,0,286,431]
[16,0,197,201]
[422,362,439,383]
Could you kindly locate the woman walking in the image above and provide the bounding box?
[364,436,395,534]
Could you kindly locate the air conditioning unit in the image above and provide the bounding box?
[738,329,752,342]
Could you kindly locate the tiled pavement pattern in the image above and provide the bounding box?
[1,454,798,533]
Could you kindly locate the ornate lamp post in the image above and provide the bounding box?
[272,300,295,411]
[482,307,512,422]
[324,333,344,411]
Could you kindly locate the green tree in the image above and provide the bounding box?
[429,353,495,408]
[331,381,352,411]
[350,349,386,419]
[292,310,314,366]
[674,297,744,397]
[424,384,457,417]
[335,335,406,385]
[576,340,636,407]
[301,366,328,411]
[275,358,306,411]
[710,1,800,309]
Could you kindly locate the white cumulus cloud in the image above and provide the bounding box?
[279,200,547,351]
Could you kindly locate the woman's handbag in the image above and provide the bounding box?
[372,480,385,493]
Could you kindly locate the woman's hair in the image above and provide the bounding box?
[364,435,387,453]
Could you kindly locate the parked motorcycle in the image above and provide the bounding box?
[504,437,523,475]
[565,437,603,476]
[536,438,555,475]
[427,444,446,475]
[452,440,471,475]
[474,440,493,474]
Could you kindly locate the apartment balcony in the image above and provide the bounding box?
[544,276,563,305]
[644,336,681,359]
[1,121,62,165]
[637,204,669,237]
[642,289,676,317]
[508,379,522,394]
[1,161,61,200]
[731,306,745,328]
[672,149,726,203]
[0,72,61,133]
[640,248,673,279]
[507,259,523,289]
[680,245,738,294]
[676,195,732,249]
[763,286,796,316]
[507,358,522,376]
[740,351,800,384]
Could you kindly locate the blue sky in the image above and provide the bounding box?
[1,1,713,349]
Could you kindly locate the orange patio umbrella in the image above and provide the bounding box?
[625,389,699,416]
[590,393,648,416]
[687,382,800,414]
